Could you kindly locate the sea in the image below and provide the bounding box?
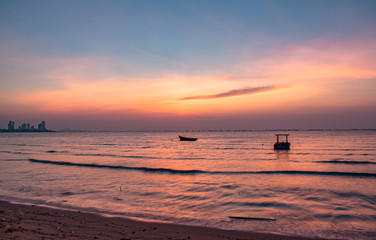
[0,130,375,239]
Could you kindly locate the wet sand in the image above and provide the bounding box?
[0,200,326,240]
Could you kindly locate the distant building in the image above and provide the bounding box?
[38,121,46,131]
[8,121,14,130]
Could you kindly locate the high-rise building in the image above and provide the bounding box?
[7,121,15,130]
[38,121,46,131]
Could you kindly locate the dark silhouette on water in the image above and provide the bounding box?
[179,135,198,141]
[274,134,290,150]
[229,216,276,221]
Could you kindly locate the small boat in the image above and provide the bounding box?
[179,135,198,141]
[274,134,290,150]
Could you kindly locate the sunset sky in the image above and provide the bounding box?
[1,0,375,131]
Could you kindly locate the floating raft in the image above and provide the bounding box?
[274,134,290,150]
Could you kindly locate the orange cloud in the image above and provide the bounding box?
[3,38,376,121]
[246,39,376,82]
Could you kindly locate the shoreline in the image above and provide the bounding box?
[0,200,326,240]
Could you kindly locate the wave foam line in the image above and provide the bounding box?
[73,153,158,159]
[316,160,376,165]
[28,159,376,177]
[28,159,204,174]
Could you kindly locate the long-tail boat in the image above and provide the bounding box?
[179,135,198,141]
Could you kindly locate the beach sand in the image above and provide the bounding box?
[0,200,325,240]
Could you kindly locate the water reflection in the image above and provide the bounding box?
[274,150,290,160]
[1,131,376,240]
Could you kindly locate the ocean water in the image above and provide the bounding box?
[0,130,375,239]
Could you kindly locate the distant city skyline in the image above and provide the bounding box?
[1,120,49,132]
[1,0,375,131]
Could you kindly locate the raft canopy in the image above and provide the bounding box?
[275,134,289,143]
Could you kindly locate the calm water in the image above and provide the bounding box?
[0,131,375,239]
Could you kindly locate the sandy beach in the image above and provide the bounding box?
[0,200,326,240]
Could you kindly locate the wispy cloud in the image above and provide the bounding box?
[130,46,183,66]
[179,85,280,100]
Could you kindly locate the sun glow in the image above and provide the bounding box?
[2,37,375,126]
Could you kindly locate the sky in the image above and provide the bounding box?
[1,0,375,131]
